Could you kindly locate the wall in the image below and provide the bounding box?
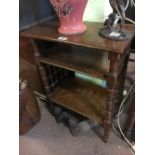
[19,0,56,30]
[83,0,105,22]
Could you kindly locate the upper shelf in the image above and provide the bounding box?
[20,19,135,54]
[40,45,110,80]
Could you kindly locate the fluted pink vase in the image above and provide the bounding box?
[49,0,88,35]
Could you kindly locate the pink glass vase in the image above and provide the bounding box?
[49,0,88,35]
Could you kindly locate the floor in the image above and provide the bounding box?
[19,99,133,155]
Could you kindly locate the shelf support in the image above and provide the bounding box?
[103,50,130,142]
[31,39,54,109]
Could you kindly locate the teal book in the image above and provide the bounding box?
[75,73,107,88]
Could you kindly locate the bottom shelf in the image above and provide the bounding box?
[50,78,107,123]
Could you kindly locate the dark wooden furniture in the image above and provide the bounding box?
[20,37,44,94]
[124,58,135,142]
[124,50,135,141]
[19,79,41,134]
[124,92,135,141]
[20,19,134,142]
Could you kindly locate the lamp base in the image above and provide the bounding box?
[99,26,132,41]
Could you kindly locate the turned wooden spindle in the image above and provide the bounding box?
[103,50,130,142]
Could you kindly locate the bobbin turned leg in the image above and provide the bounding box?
[31,39,54,110]
[103,53,118,142]
[103,50,130,142]
[103,75,119,142]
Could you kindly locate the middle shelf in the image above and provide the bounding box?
[40,45,110,80]
[50,78,107,123]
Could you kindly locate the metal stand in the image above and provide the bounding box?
[99,26,132,41]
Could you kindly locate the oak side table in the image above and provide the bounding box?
[20,19,135,142]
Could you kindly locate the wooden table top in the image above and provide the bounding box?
[20,19,135,54]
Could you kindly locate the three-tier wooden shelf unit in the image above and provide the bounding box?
[20,19,134,142]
